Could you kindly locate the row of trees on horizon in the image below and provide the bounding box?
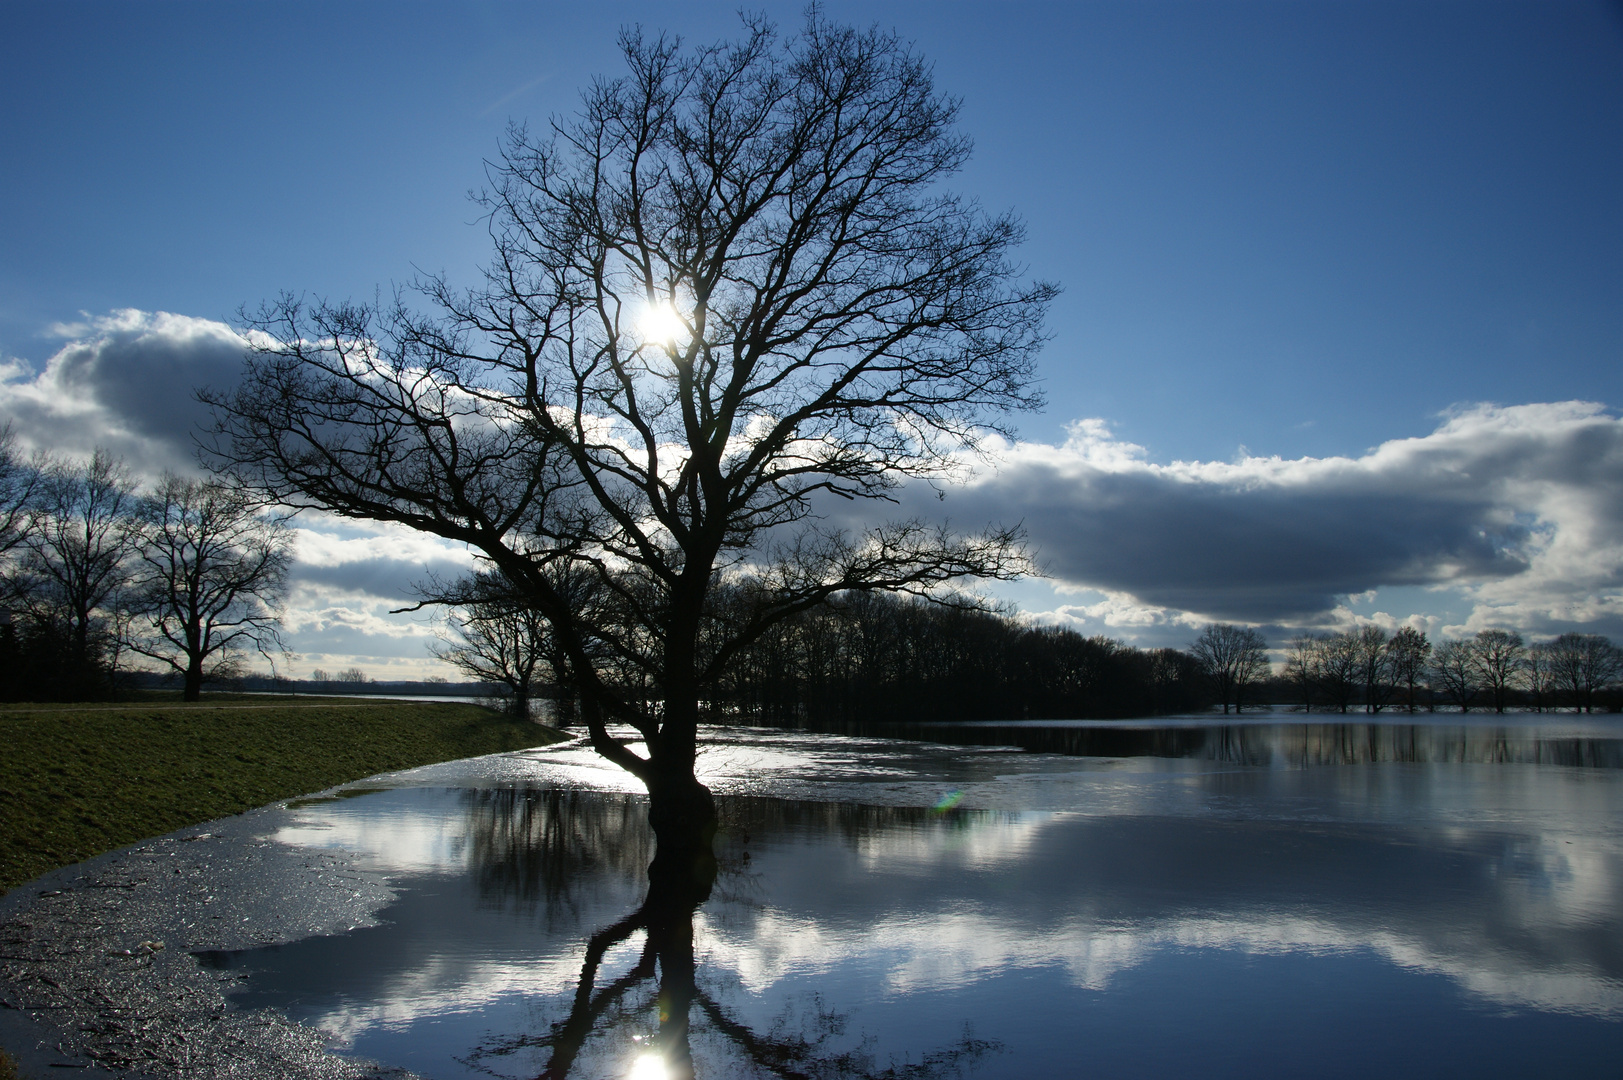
[435,578,1214,722]
[435,581,1623,723]
[0,438,292,701]
[4,434,1616,719]
[1195,622,1623,715]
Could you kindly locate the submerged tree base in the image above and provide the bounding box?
[646,779,719,904]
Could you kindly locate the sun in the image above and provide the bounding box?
[637,300,686,345]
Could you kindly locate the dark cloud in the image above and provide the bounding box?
[7,312,1618,640]
[0,310,247,473]
[292,554,473,601]
[954,469,1523,621]
[902,403,1623,627]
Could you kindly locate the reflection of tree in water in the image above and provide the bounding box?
[463,787,653,918]
[459,790,996,1079]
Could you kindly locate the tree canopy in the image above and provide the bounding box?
[205,13,1055,855]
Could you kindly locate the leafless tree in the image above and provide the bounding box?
[1352,625,1393,714]
[1431,639,1477,711]
[1284,634,1322,713]
[1545,632,1622,713]
[431,572,561,720]
[1385,625,1431,713]
[19,450,143,685]
[127,475,293,700]
[1524,641,1558,712]
[0,426,41,569]
[1316,631,1361,714]
[1471,628,1525,714]
[1190,623,1269,714]
[205,13,1053,862]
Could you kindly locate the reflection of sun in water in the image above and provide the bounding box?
[628,1052,668,1080]
[637,301,685,344]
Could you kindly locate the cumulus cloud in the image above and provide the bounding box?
[276,517,477,673]
[0,309,250,473]
[913,402,1623,637]
[0,311,490,676]
[290,518,476,600]
[8,310,1619,653]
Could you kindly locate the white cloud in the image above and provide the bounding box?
[0,309,251,474]
[915,401,1623,640]
[7,310,1620,664]
[289,515,475,597]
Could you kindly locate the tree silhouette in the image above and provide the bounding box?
[127,475,292,700]
[1190,623,1268,714]
[206,12,1052,862]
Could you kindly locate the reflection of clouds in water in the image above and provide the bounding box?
[253,727,1623,1053]
[292,888,1623,1055]
[305,948,596,1049]
[1494,830,1619,924]
[274,806,469,874]
[847,813,1055,872]
[701,904,1623,1017]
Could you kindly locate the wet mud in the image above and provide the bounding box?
[0,800,414,1079]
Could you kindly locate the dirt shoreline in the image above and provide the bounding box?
[0,793,417,1079]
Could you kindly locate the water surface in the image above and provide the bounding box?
[202,718,1623,1078]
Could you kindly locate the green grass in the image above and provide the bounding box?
[0,695,566,894]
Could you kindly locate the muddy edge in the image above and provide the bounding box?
[0,793,418,1079]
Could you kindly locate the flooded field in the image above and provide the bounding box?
[202,717,1623,1078]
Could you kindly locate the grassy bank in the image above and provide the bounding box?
[0,696,565,894]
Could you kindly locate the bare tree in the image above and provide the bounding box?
[1471,628,1525,714]
[431,572,560,720]
[1190,623,1269,714]
[206,14,1053,864]
[18,450,142,691]
[1524,642,1558,712]
[0,426,40,569]
[1431,639,1477,711]
[1352,624,1393,714]
[1316,632,1361,714]
[1284,634,1322,713]
[1385,625,1431,713]
[1545,633,1622,713]
[127,475,293,700]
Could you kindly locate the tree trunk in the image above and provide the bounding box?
[645,770,718,894]
[534,851,715,1080]
[184,655,204,701]
[643,647,718,879]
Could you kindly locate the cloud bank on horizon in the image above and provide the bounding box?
[1,310,1618,672]
[923,403,1622,642]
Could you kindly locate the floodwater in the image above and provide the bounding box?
[201,717,1623,1079]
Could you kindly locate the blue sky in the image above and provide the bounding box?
[2,1,1620,677]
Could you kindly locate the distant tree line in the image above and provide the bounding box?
[716,591,1213,722]
[433,571,1215,723]
[1276,625,1622,714]
[0,434,293,702]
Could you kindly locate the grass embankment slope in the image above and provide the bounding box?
[0,696,565,894]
